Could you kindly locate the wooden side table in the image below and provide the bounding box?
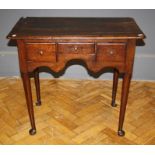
[7,17,145,136]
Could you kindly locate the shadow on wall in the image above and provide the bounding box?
[136,39,145,46]
[7,39,17,47]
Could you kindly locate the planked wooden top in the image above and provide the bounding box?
[7,17,145,39]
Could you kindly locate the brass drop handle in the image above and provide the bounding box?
[109,50,114,55]
[73,46,78,53]
[39,50,44,55]
[74,47,78,51]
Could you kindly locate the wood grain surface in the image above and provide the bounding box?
[0,77,154,144]
[7,17,144,39]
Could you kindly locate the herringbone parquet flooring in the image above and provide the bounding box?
[0,77,155,144]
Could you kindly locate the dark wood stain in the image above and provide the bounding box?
[7,17,145,39]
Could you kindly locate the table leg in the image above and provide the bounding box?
[21,73,36,135]
[34,69,41,106]
[118,73,131,136]
[111,70,119,107]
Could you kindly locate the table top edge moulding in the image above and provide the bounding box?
[7,17,145,137]
[7,17,145,40]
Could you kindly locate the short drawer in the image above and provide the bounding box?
[96,43,126,62]
[58,43,95,54]
[25,43,56,62]
[57,43,95,61]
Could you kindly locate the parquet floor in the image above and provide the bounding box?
[0,77,155,144]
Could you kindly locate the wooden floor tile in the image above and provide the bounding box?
[0,77,155,144]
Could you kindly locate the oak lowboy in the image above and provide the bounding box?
[7,17,145,136]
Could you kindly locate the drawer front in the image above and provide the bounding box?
[58,43,95,61]
[96,43,126,62]
[58,43,95,54]
[26,43,56,62]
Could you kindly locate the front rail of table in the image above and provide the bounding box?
[7,17,145,136]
